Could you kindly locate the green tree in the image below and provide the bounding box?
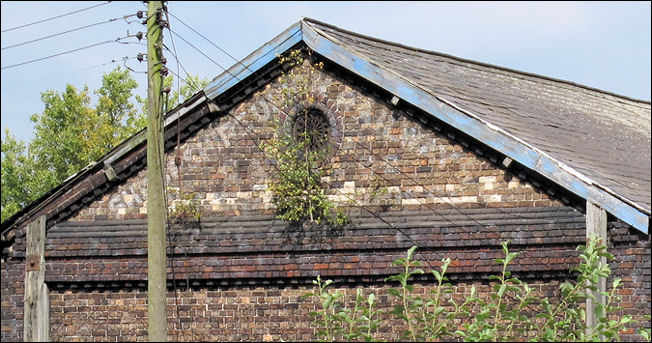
[1,130,38,221]
[2,67,159,222]
[95,66,142,147]
[1,68,210,223]
[135,74,210,117]
[29,84,97,186]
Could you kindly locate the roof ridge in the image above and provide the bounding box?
[301,17,651,105]
[301,17,650,231]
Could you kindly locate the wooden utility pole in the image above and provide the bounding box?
[24,215,49,342]
[146,1,167,341]
[586,201,607,337]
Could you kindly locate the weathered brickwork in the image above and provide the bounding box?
[1,256,24,342]
[2,59,650,341]
[49,281,566,342]
[70,60,560,222]
[609,226,652,341]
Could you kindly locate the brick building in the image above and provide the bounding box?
[2,18,650,341]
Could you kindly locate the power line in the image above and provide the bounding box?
[162,23,552,315]
[167,11,239,65]
[166,10,300,97]
[162,44,203,92]
[167,27,228,73]
[1,1,112,33]
[163,8,182,107]
[1,14,139,51]
[161,28,427,239]
[167,29,458,261]
[0,57,136,92]
[165,18,568,293]
[1,36,136,70]
[161,6,190,340]
[162,26,479,229]
[169,12,562,225]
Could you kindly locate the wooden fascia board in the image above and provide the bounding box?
[204,22,303,100]
[301,21,649,234]
[0,93,211,239]
[103,94,209,166]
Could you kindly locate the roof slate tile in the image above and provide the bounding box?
[305,19,651,211]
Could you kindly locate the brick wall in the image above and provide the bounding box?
[69,59,560,222]
[3,57,650,341]
[1,255,24,342]
[610,225,652,341]
[49,281,568,342]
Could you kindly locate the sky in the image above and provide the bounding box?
[1,1,650,145]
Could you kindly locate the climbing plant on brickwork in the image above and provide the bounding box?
[166,187,201,222]
[263,49,346,226]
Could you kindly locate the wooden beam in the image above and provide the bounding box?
[203,21,303,100]
[301,20,649,234]
[502,156,513,168]
[585,201,607,336]
[24,215,49,342]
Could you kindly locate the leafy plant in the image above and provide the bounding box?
[385,246,424,341]
[534,234,632,342]
[303,236,641,342]
[457,241,535,342]
[639,315,651,342]
[263,49,346,226]
[303,276,383,342]
[167,187,201,221]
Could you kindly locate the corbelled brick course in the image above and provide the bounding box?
[2,58,650,342]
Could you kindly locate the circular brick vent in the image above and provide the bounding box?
[292,108,331,152]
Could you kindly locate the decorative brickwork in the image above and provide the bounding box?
[2,59,650,341]
[69,60,560,222]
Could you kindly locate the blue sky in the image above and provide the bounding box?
[1,1,650,145]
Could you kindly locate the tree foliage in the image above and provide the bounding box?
[135,73,210,119]
[1,66,208,223]
[1,130,36,221]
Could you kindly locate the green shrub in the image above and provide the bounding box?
[304,236,640,342]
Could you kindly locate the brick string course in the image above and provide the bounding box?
[2,59,650,341]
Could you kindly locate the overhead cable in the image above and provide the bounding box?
[1,56,136,92]
[164,9,182,108]
[167,27,228,73]
[162,24,553,315]
[1,13,139,51]
[167,11,239,64]
[162,45,202,92]
[1,35,138,70]
[169,11,560,224]
[1,1,112,33]
[164,27,469,228]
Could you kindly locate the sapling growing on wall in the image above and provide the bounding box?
[264,49,346,226]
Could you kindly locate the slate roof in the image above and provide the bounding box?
[2,18,650,238]
[302,19,651,214]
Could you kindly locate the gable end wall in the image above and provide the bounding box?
[2,57,649,342]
